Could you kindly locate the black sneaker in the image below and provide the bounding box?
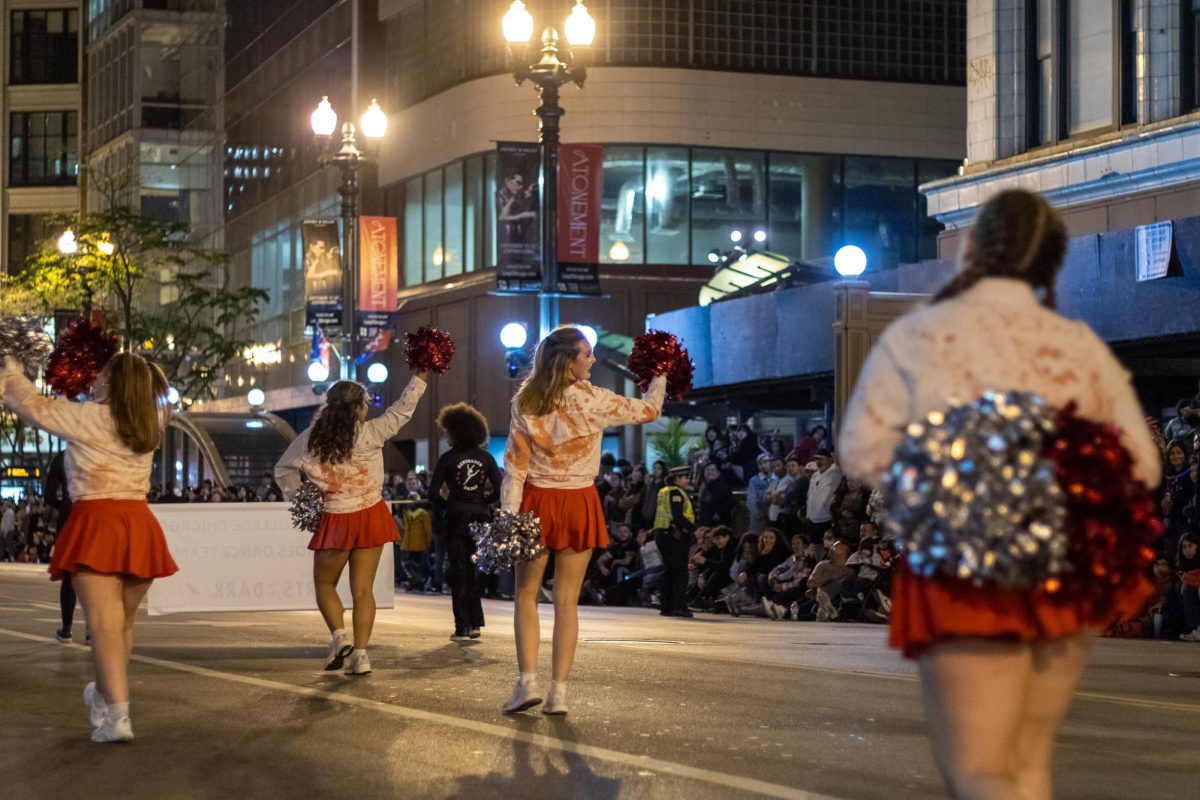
[55,628,72,643]
[468,628,481,639]
[450,629,471,642]
[675,609,694,618]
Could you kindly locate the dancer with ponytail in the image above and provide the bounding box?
[500,325,666,715]
[1,352,175,743]
[840,190,1160,800]
[276,371,426,676]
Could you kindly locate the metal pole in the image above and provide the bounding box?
[337,148,360,380]
[537,81,562,340]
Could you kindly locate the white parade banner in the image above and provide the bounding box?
[145,504,395,615]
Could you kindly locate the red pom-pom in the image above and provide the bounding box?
[45,317,119,398]
[629,330,692,400]
[404,326,456,375]
[1039,402,1160,616]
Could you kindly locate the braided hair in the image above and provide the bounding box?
[307,380,367,464]
[932,189,1068,308]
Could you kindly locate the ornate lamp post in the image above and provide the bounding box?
[310,96,388,378]
[502,1,596,339]
[58,228,113,316]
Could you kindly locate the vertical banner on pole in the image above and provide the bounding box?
[356,216,399,362]
[556,143,603,294]
[495,141,542,292]
[303,219,343,328]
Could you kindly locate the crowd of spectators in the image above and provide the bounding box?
[0,496,58,564]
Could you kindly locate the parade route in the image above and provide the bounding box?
[1,564,1197,800]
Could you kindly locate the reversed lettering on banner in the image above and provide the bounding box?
[358,216,398,312]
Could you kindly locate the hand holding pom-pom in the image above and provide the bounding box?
[0,316,53,380]
[46,317,119,398]
[289,481,325,533]
[469,510,545,573]
[405,326,456,375]
[629,330,692,399]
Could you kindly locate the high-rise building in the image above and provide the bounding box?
[1,2,83,275]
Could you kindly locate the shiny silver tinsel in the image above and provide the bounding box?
[881,391,1070,589]
[289,482,325,533]
[0,315,52,378]
[469,510,545,573]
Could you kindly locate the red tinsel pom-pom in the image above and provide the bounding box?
[404,326,456,375]
[1040,402,1161,615]
[45,317,119,398]
[629,330,692,399]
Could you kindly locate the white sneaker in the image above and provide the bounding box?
[344,652,372,675]
[760,598,777,619]
[542,682,568,716]
[91,714,133,743]
[324,633,353,671]
[501,679,543,713]
[1180,630,1200,642]
[815,590,839,622]
[83,682,106,727]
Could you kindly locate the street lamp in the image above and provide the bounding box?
[503,0,596,340]
[834,245,868,278]
[309,95,388,380]
[58,228,102,315]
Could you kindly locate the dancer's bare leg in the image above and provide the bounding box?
[513,553,550,674]
[549,547,593,682]
[347,546,384,649]
[313,549,352,633]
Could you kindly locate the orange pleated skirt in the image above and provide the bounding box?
[309,500,398,551]
[889,562,1155,659]
[520,484,608,551]
[49,499,178,582]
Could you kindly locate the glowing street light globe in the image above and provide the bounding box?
[834,245,868,277]
[564,1,597,47]
[366,363,389,384]
[307,361,330,382]
[576,324,598,348]
[247,388,266,407]
[310,96,337,137]
[753,228,768,244]
[360,99,387,139]
[500,322,528,349]
[502,1,535,43]
[729,229,744,244]
[166,387,180,405]
[57,229,78,255]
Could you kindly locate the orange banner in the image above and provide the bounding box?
[358,216,398,313]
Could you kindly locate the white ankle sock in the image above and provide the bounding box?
[548,680,566,697]
[352,648,366,657]
[518,671,537,686]
[107,701,130,720]
[332,628,347,640]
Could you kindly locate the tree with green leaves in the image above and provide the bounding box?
[647,417,700,468]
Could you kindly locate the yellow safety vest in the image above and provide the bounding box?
[654,485,694,530]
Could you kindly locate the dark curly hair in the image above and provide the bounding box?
[933,189,1068,309]
[436,402,489,447]
[307,381,366,464]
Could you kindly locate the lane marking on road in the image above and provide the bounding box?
[0,627,846,800]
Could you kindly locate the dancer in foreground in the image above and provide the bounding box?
[428,402,501,641]
[839,189,1160,800]
[501,326,666,714]
[276,371,426,676]
[1,353,177,743]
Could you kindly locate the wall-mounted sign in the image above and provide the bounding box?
[1135,221,1174,282]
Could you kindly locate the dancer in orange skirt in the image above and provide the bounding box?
[839,190,1161,800]
[275,372,426,676]
[1,352,176,743]
[500,326,666,714]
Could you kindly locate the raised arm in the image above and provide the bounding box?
[589,374,667,429]
[838,336,911,488]
[0,357,94,443]
[360,374,427,449]
[500,408,532,513]
[274,428,310,500]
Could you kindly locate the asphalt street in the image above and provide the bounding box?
[1,563,1197,800]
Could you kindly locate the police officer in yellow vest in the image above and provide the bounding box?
[654,465,695,618]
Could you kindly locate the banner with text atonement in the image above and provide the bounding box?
[556,143,602,295]
[357,216,398,362]
[495,141,542,292]
[303,219,342,328]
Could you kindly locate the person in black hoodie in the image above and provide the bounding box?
[690,525,737,610]
[44,450,80,643]
[429,403,502,642]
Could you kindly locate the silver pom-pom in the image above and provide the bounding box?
[882,391,1070,589]
[289,482,325,533]
[469,510,545,573]
[0,315,52,378]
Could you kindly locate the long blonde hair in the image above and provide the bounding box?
[105,353,169,454]
[307,381,366,464]
[514,326,587,417]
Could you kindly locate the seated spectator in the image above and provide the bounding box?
[761,533,813,620]
[776,458,810,537]
[690,526,736,610]
[830,476,870,546]
[1178,533,1200,642]
[597,523,639,585]
[842,534,895,623]
[807,540,853,621]
[727,527,789,614]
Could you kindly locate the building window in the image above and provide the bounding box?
[10,9,78,84]
[6,214,60,275]
[600,146,645,265]
[1067,0,1115,135]
[9,111,78,187]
